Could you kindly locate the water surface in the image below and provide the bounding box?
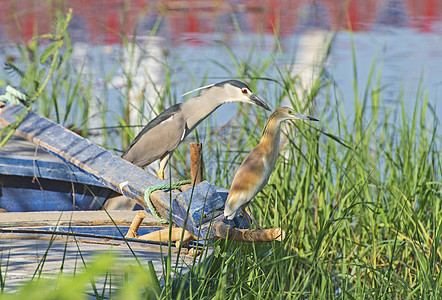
[1,0,442,160]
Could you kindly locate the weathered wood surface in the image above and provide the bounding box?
[0,210,199,244]
[0,136,110,211]
[0,210,161,227]
[0,103,163,207]
[190,142,203,184]
[0,136,107,186]
[125,211,148,238]
[0,231,204,293]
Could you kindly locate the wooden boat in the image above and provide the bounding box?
[0,96,284,293]
[0,102,284,243]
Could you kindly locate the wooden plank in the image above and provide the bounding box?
[0,136,107,186]
[190,142,203,184]
[0,210,161,227]
[174,182,224,231]
[0,104,164,205]
[0,211,167,241]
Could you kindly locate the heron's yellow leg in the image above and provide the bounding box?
[241,204,252,228]
[243,203,262,229]
[158,153,171,180]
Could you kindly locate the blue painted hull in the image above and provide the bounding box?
[0,136,110,212]
[0,175,109,211]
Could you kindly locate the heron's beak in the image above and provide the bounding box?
[292,113,319,122]
[250,94,271,111]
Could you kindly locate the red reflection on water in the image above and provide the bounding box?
[0,0,442,45]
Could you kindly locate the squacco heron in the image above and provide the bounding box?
[224,106,318,228]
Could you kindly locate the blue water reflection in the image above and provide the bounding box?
[1,0,442,162]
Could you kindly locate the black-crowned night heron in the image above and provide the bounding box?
[121,80,271,179]
[224,106,318,228]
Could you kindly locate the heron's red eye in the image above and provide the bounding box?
[241,88,248,94]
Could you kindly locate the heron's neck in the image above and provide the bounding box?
[259,117,282,154]
[181,95,224,129]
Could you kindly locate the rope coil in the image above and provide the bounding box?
[143,179,191,224]
[0,86,29,105]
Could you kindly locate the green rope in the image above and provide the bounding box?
[0,86,29,105]
[143,179,192,224]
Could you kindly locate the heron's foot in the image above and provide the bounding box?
[253,223,263,230]
[250,216,262,230]
[244,215,253,229]
[247,218,262,230]
[158,169,164,180]
[242,204,262,229]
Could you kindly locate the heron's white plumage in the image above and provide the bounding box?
[181,83,215,97]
